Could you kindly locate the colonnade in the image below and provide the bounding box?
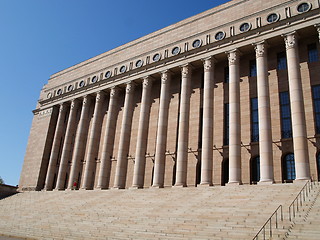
[44,31,312,191]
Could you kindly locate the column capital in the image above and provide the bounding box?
[227,49,240,65]
[142,76,153,89]
[59,102,66,112]
[125,81,135,94]
[315,24,320,43]
[282,31,298,50]
[70,98,78,109]
[82,95,90,106]
[110,86,120,98]
[202,56,216,71]
[181,64,193,78]
[253,41,268,58]
[161,70,172,84]
[95,91,104,102]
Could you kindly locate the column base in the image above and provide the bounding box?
[173,184,187,188]
[95,186,108,190]
[258,180,274,185]
[130,186,143,190]
[294,177,311,181]
[226,181,242,186]
[112,187,125,190]
[293,178,310,184]
[198,183,213,187]
[79,187,93,191]
[152,184,164,188]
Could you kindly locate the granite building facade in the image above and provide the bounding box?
[19,0,320,191]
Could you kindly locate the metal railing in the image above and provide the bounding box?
[288,180,316,221]
[252,205,283,240]
[253,180,319,240]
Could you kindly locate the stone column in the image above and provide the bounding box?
[113,82,135,189]
[175,64,192,187]
[96,87,119,189]
[55,99,79,190]
[81,92,105,190]
[200,57,215,186]
[228,50,241,185]
[44,103,67,190]
[254,42,274,184]
[283,32,310,180]
[152,71,171,188]
[315,24,320,43]
[68,95,92,189]
[132,77,153,188]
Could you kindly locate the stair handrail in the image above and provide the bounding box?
[288,180,313,221]
[289,181,310,222]
[252,204,283,240]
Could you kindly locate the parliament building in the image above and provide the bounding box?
[19,0,320,191]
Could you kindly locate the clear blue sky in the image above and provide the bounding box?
[0,0,231,186]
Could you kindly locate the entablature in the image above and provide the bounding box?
[38,0,320,110]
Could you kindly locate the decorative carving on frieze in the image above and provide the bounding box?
[283,32,297,50]
[227,50,239,65]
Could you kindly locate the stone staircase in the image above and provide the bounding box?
[281,183,320,240]
[0,183,313,240]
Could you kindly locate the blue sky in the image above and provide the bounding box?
[0,0,230,186]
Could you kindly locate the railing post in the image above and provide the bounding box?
[289,206,292,221]
[253,205,284,240]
